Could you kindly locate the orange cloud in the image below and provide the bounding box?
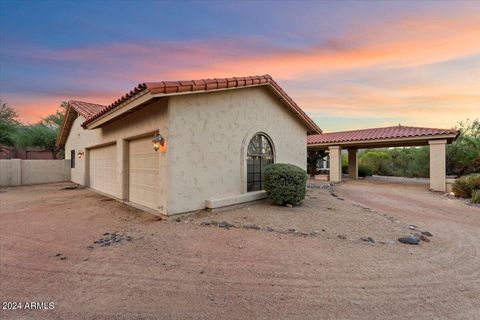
[3,11,479,130]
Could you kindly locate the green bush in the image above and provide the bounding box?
[472,190,480,204]
[452,173,480,198]
[358,165,373,177]
[264,163,307,206]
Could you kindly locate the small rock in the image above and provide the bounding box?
[288,228,297,233]
[398,236,420,245]
[337,235,347,240]
[419,234,430,242]
[55,253,62,257]
[360,236,375,243]
[244,224,260,230]
[422,231,433,237]
[60,256,66,260]
[265,227,274,232]
[409,225,417,230]
[200,221,211,226]
[87,245,94,250]
[103,232,109,236]
[217,221,234,228]
[238,245,243,249]
[286,203,293,208]
[174,218,181,222]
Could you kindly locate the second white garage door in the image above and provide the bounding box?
[129,136,160,211]
[89,144,118,197]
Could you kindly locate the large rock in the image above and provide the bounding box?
[398,236,420,245]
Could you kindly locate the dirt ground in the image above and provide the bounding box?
[1,180,479,319]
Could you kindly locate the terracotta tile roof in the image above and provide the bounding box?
[80,74,322,134]
[56,100,107,147]
[69,100,107,119]
[307,125,459,145]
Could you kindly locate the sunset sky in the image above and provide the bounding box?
[0,0,479,132]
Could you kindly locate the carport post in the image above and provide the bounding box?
[429,139,447,192]
[329,146,342,183]
[348,148,358,179]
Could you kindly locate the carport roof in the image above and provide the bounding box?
[307,125,459,149]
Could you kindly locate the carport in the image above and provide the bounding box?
[307,125,459,192]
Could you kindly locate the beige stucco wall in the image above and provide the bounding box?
[0,159,70,186]
[64,99,170,213]
[166,86,308,214]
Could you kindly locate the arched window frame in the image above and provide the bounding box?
[245,132,275,192]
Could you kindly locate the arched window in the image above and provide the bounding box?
[247,133,274,192]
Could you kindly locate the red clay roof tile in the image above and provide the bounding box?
[80,74,321,134]
[307,125,459,144]
[69,100,106,119]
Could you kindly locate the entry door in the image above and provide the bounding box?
[129,136,160,210]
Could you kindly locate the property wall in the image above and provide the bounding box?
[0,159,70,186]
[64,99,169,212]
[167,86,308,214]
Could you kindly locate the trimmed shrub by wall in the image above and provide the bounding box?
[264,163,308,206]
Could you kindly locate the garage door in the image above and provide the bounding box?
[129,136,160,210]
[89,144,117,197]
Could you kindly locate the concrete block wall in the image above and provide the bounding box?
[0,159,71,187]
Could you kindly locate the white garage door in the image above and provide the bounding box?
[129,137,160,211]
[89,144,117,197]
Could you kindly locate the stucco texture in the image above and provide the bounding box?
[0,159,70,186]
[167,86,307,214]
[65,99,169,213]
[64,86,308,215]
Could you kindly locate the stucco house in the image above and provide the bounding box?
[56,75,322,216]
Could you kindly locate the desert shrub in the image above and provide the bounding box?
[264,163,307,206]
[359,151,393,176]
[452,173,480,198]
[458,156,480,176]
[472,190,480,204]
[358,165,373,177]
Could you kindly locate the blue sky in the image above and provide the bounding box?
[1,0,479,131]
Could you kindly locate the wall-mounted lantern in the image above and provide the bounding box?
[152,133,165,152]
[77,150,85,159]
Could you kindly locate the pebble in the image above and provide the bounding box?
[360,236,375,243]
[337,235,347,240]
[422,231,433,237]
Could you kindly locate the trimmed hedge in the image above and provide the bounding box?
[264,163,308,206]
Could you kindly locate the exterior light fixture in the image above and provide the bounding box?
[77,150,84,159]
[152,133,165,152]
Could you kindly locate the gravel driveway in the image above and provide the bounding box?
[0,181,479,319]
